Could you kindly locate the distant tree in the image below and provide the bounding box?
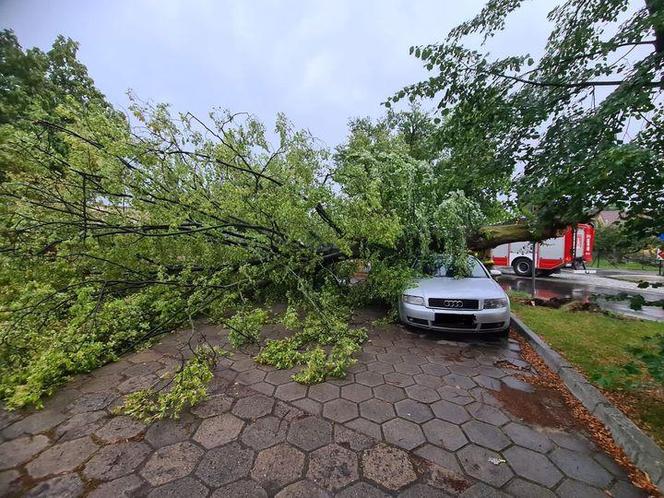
[594,223,658,264]
[389,0,664,242]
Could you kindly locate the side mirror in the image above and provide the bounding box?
[490,269,502,278]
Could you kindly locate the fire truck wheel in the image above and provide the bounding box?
[512,258,533,276]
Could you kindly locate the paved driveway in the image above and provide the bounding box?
[0,310,645,497]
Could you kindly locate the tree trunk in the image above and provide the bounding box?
[467,222,567,251]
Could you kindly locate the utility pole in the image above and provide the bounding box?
[531,240,537,297]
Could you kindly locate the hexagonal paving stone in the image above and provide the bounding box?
[444,373,476,390]
[196,441,255,487]
[505,478,557,498]
[0,434,50,470]
[414,444,462,473]
[241,415,288,450]
[94,416,145,443]
[502,422,553,453]
[405,385,440,403]
[393,362,422,375]
[457,444,514,487]
[89,474,145,498]
[79,373,124,393]
[430,400,471,424]
[233,358,257,371]
[251,443,305,490]
[550,447,612,488]
[190,394,233,418]
[549,431,594,453]
[293,398,322,415]
[377,352,403,363]
[341,384,373,403]
[54,410,108,442]
[265,370,295,386]
[503,446,562,488]
[287,416,333,451]
[323,399,358,423]
[337,481,389,498]
[274,480,330,498]
[501,376,535,393]
[26,436,98,478]
[147,476,208,498]
[412,373,444,389]
[367,362,394,374]
[65,393,116,416]
[275,382,308,401]
[394,399,434,423]
[117,374,158,394]
[345,418,382,440]
[362,444,417,491]
[307,444,359,491]
[476,365,507,379]
[555,478,609,498]
[252,382,276,397]
[462,420,510,451]
[211,479,267,498]
[193,413,244,449]
[473,375,502,391]
[466,402,509,426]
[422,419,468,451]
[308,384,340,403]
[384,372,415,387]
[355,371,385,387]
[232,394,275,419]
[140,441,203,486]
[0,470,21,496]
[382,418,425,450]
[609,480,648,498]
[84,442,152,481]
[144,415,199,448]
[373,384,406,403]
[398,482,457,498]
[359,399,396,424]
[24,474,84,498]
[437,386,474,406]
[420,363,450,377]
[236,369,267,386]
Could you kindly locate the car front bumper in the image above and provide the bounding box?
[398,302,510,333]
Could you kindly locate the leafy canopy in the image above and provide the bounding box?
[389,0,664,238]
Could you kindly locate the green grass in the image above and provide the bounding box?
[590,259,659,272]
[510,296,664,445]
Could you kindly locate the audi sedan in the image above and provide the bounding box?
[399,256,510,335]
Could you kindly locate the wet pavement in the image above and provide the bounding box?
[497,273,664,322]
[0,311,647,497]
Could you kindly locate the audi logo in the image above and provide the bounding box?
[443,300,463,308]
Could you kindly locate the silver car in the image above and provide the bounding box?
[399,256,510,335]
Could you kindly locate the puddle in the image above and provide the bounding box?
[494,382,579,429]
[499,275,664,322]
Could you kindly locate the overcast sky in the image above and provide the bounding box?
[1,0,560,147]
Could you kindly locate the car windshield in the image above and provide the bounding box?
[424,258,488,278]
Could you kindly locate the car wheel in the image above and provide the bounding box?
[512,258,533,276]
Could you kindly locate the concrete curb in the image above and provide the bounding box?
[510,313,664,493]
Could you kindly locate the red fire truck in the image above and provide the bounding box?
[491,224,595,276]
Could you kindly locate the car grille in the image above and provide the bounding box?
[428,298,479,310]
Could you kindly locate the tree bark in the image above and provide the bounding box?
[467,222,567,251]
[646,0,664,56]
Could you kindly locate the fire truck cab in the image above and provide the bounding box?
[491,224,595,276]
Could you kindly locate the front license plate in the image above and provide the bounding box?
[434,313,475,328]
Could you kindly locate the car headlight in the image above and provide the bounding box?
[484,298,508,309]
[402,294,424,306]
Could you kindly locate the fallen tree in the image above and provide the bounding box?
[1,0,662,413]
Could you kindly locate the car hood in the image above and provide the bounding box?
[405,277,507,300]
